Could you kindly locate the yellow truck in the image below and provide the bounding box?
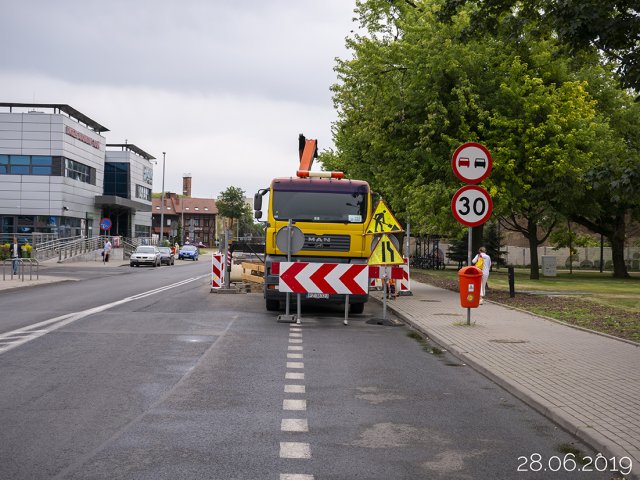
[254,135,374,313]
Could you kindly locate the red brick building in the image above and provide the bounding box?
[152,176,218,245]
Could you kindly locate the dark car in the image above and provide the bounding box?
[158,246,175,265]
[178,244,199,261]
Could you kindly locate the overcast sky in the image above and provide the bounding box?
[0,0,358,198]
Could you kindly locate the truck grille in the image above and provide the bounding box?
[303,234,351,252]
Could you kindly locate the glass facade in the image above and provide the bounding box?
[104,162,130,198]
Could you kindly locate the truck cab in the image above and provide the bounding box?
[256,175,373,312]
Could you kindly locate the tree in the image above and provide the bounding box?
[324,0,610,278]
[483,222,505,268]
[441,0,640,93]
[238,208,265,239]
[561,71,640,278]
[447,231,469,269]
[216,186,251,238]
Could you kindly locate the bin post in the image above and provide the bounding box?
[508,265,515,298]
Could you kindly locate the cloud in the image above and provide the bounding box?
[0,72,337,197]
[1,0,355,104]
[0,0,358,199]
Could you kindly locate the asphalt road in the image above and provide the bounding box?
[0,262,608,479]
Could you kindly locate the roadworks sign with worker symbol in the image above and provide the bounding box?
[368,234,404,265]
[365,200,404,234]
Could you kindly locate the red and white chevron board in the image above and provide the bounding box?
[278,262,369,295]
[211,253,224,289]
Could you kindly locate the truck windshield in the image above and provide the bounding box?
[272,191,367,223]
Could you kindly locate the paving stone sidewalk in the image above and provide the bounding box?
[374,281,639,476]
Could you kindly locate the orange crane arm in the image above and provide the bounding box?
[298,134,317,172]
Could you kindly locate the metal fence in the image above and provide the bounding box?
[2,258,39,281]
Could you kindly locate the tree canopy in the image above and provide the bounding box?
[321,0,639,278]
[216,186,251,232]
[441,0,640,93]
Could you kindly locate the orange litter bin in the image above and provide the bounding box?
[458,266,483,308]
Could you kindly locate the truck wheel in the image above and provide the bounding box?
[266,299,279,311]
[350,303,365,314]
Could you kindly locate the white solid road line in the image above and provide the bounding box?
[0,276,204,355]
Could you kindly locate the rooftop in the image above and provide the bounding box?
[0,102,109,133]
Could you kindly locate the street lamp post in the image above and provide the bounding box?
[160,152,166,245]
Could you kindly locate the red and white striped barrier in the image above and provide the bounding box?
[368,265,403,279]
[278,262,368,295]
[399,257,411,293]
[211,253,224,289]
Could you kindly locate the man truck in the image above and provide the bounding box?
[254,135,374,313]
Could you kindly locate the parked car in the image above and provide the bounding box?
[130,245,161,267]
[178,244,199,261]
[158,246,175,266]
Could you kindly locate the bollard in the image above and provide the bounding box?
[508,265,515,298]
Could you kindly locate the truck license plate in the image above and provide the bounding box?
[306,293,329,299]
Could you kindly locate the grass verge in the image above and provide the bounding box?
[411,268,640,343]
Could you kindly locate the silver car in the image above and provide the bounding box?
[130,245,161,267]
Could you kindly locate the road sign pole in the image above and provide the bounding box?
[344,294,349,326]
[224,230,231,289]
[382,271,388,321]
[468,226,472,326]
[285,219,292,317]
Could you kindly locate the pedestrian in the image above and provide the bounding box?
[10,236,20,275]
[472,246,492,304]
[387,277,397,300]
[103,238,112,263]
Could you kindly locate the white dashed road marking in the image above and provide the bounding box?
[283,399,307,411]
[280,473,314,480]
[280,442,311,459]
[280,323,313,480]
[285,385,305,394]
[281,418,309,432]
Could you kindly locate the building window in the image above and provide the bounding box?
[0,155,53,175]
[65,158,92,184]
[135,224,150,237]
[103,162,129,198]
[136,184,151,201]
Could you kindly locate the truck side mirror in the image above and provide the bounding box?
[255,210,262,220]
[254,192,262,211]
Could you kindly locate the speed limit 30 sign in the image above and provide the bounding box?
[451,185,493,227]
